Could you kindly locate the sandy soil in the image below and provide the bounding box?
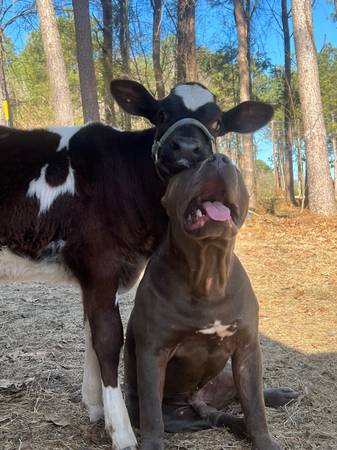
[0,214,336,450]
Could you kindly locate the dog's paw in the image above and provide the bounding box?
[264,387,298,408]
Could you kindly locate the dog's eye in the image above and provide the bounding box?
[211,120,221,132]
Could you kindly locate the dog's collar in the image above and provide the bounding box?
[151,118,218,165]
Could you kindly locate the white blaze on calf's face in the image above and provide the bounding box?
[174,84,214,111]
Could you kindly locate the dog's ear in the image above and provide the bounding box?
[161,194,167,209]
[220,101,273,134]
[110,79,159,124]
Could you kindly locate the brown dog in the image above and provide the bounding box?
[124,154,297,450]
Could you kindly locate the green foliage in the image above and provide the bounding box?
[255,159,274,206]
[318,44,337,133]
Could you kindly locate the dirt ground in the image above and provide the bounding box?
[0,213,336,450]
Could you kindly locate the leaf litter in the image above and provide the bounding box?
[0,213,336,449]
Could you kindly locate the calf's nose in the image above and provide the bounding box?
[209,153,231,165]
[172,136,201,157]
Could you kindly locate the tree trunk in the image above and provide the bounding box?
[292,0,336,214]
[36,0,74,125]
[296,136,304,199]
[332,135,337,198]
[281,0,296,205]
[177,0,197,83]
[0,29,12,126]
[73,0,100,122]
[101,0,116,125]
[119,0,131,129]
[278,129,286,192]
[272,121,281,193]
[151,0,165,98]
[233,0,256,209]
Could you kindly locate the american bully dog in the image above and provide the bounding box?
[124,154,297,450]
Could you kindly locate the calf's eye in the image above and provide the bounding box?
[158,111,168,123]
[211,120,221,132]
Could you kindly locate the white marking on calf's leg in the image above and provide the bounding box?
[81,321,104,422]
[102,383,137,450]
[27,163,75,214]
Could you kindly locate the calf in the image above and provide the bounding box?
[0,80,273,450]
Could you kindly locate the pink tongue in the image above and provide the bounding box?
[203,201,231,221]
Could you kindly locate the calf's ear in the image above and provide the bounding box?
[221,101,273,134]
[110,79,159,124]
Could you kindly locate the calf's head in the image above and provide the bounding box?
[110,79,273,178]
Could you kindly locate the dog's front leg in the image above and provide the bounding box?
[232,339,281,450]
[136,345,167,450]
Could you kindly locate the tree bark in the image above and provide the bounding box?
[281,0,296,205]
[332,135,337,198]
[271,121,281,193]
[151,0,165,98]
[101,0,116,125]
[233,0,256,209]
[296,136,304,199]
[177,0,197,83]
[292,0,336,214]
[0,28,12,126]
[278,129,286,192]
[36,0,74,125]
[119,0,131,129]
[73,0,100,122]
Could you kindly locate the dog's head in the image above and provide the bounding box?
[162,154,249,242]
[110,79,273,179]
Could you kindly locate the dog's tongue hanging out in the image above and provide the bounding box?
[186,201,231,231]
[203,201,231,221]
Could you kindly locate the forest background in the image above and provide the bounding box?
[0,0,336,214]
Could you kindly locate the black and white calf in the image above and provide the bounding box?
[0,80,273,450]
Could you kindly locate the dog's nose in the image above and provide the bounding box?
[172,136,201,156]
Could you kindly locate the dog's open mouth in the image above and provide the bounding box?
[184,197,236,232]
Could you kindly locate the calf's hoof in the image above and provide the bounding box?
[252,433,282,450]
[264,387,298,408]
[140,438,164,450]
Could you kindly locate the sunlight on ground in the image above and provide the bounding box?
[237,213,337,355]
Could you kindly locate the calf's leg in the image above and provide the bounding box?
[82,319,104,422]
[83,284,137,450]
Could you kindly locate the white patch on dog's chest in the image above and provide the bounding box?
[197,320,238,340]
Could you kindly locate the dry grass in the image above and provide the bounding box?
[0,213,336,450]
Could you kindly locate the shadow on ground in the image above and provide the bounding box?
[0,283,336,450]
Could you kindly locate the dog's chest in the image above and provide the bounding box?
[196,319,239,341]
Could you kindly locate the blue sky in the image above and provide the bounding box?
[194,0,337,65]
[3,0,336,167]
[6,1,337,61]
